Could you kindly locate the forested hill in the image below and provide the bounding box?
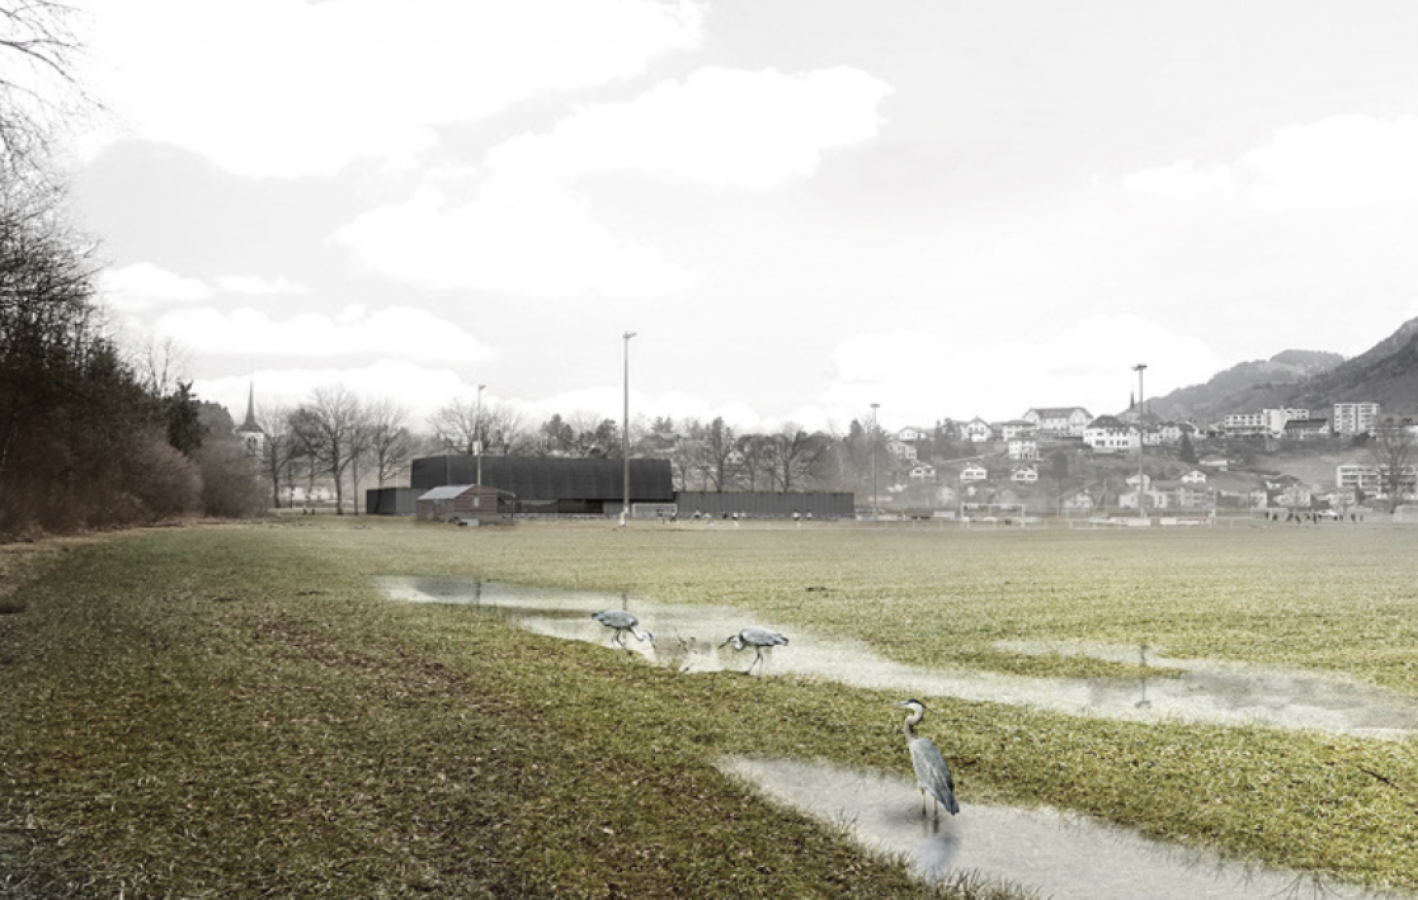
[1149,317,1418,424]
[1147,349,1344,423]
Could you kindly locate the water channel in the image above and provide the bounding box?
[376,575,1418,740]
[378,575,1417,899]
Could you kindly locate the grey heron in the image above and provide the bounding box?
[720,627,788,673]
[895,699,960,818]
[591,610,655,651]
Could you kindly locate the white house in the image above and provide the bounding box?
[1008,438,1039,461]
[908,463,937,482]
[1181,469,1207,484]
[1011,467,1038,484]
[960,463,988,482]
[963,417,993,443]
[1023,406,1092,437]
[1083,415,1138,453]
[887,439,918,462]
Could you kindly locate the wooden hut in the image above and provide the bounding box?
[415,484,505,524]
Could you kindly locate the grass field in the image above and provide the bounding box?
[2,517,1417,897]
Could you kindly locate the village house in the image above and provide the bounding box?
[960,463,988,482]
[963,417,993,443]
[1083,415,1137,453]
[1023,406,1092,438]
[1008,438,1039,461]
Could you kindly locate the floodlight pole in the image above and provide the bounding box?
[871,402,881,520]
[1134,363,1147,519]
[474,383,486,487]
[622,332,636,527]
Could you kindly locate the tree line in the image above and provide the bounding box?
[252,391,906,514]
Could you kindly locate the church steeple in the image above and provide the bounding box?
[234,378,266,456]
[240,380,260,433]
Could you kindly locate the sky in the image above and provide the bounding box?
[51,0,1418,434]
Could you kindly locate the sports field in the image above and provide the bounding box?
[2,518,1415,897]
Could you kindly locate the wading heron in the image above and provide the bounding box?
[720,627,788,673]
[895,699,959,818]
[591,610,655,651]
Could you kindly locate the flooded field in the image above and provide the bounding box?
[376,575,1418,740]
[721,756,1407,900]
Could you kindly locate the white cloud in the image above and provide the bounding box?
[82,0,706,177]
[1118,159,1235,203]
[200,359,474,425]
[488,65,894,189]
[155,304,497,361]
[212,275,310,296]
[1119,114,1418,211]
[336,65,892,295]
[101,262,212,311]
[335,181,697,297]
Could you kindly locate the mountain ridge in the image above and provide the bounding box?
[1148,316,1418,424]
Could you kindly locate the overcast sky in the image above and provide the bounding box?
[60,0,1418,434]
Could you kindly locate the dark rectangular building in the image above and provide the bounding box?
[411,456,675,515]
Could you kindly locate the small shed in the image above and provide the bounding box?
[416,484,506,524]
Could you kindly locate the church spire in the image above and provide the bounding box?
[240,379,260,433]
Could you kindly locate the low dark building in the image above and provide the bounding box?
[415,484,509,523]
[366,487,419,516]
[412,456,675,515]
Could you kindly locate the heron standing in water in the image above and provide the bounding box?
[720,627,788,674]
[894,699,959,818]
[591,610,655,652]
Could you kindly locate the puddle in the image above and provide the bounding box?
[376,576,1418,739]
[720,756,1408,900]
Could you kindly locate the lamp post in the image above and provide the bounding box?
[1133,363,1147,519]
[622,331,636,526]
[870,402,880,520]
[474,383,485,487]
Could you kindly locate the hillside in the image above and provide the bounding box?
[1148,349,1344,423]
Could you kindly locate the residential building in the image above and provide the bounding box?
[1282,417,1331,440]
[1083,415,1137,453]
[1011,467,1038,484]
[1008,438,1039,461]
[1181,469,1207,484]
[960,463,988,482]
[887,439,918,462]
[1336,464,1381,491]
[1222,408,1310,438]
[999,420,1036,441]
[963,417,993,443]
[1023,406,1093,438]
[1333,402,1380,436]
[908,464,937,482]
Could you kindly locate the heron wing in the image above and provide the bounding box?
[908,736,960,815]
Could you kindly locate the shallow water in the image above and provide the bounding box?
[720,756,1407,900]
[375,576,1418,739]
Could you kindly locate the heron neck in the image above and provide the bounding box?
[902,711,923,740]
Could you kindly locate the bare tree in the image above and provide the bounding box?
[0,2,87,183]
[1368,415,1418,507]
[256,402,297,508]
[766,424,831,492]
[429,396,480,455]
[289,386,361,514]
[365,397,414,487]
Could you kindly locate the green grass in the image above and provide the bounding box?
[2,517,1417,897]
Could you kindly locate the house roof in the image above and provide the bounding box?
[419,485,479,501]
[1027,406,1090,418]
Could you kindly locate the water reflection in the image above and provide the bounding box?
[376,576,1418,739]
[721,756,1408,900]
